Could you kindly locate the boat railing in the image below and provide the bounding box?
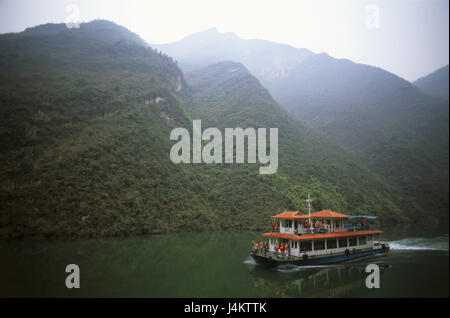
[332,227,348,233]
[276,224,376,235]
[253,246,271,257]
[297,227,348,235]
[254,248,297,260]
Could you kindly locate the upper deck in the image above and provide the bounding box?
[263,230,383,241]
[267,210,382,239]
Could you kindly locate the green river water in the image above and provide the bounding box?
[1,228,448,297]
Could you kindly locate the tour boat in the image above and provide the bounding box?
[250,195,389,265]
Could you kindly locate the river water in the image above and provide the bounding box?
[0,229,448,297]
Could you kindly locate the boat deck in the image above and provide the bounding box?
[251,243,389,265]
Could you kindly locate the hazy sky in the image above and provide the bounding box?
[0,0,448,81]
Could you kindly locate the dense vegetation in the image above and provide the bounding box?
[157,29,449,226]
[186,62,407,222]
[271,54,449,225]
[0,20,444,240]
[0,21,193,238]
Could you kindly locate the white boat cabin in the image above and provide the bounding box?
[264,210,382,258]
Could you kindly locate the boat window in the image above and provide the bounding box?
[327,239,337,249]
[349,237,357,246]
[300,241,312,251]
[338,238,347,248]
[314,240,325,250]
[359,236,367,245]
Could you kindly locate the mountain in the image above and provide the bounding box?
[268,53,449,225]
[155,28,449,225]
[153,28,313,81]
[0,20,192,238]
[185,61,408,223]
[414,65,449,100]
[0,21,412,239]
[23,20,149,47]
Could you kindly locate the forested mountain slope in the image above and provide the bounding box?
[0,21,435,239]
[156,29,449,225]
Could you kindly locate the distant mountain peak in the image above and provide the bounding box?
[413,64,449,100]
[153,29,313,77]
[204,27,219,33]
[24,19,119,33]
[23,22,67,34]
[23,19,148,47]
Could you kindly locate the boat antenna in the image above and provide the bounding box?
[306,193,313,231]
[306,193,312,216]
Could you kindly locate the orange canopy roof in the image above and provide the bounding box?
[310,210,349,219]
[263,230,383,241]
[272,211,308,219]
[272,209,349,219]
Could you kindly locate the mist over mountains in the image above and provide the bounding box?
[156,27,449,226]
[0,20,448,239]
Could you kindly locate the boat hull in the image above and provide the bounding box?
[250,247,388,266]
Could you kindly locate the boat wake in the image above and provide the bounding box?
[276,264,335,273]
[243,256,258,265]
[389,235,448,251]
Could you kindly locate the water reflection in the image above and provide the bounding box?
[247,261,391,297]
